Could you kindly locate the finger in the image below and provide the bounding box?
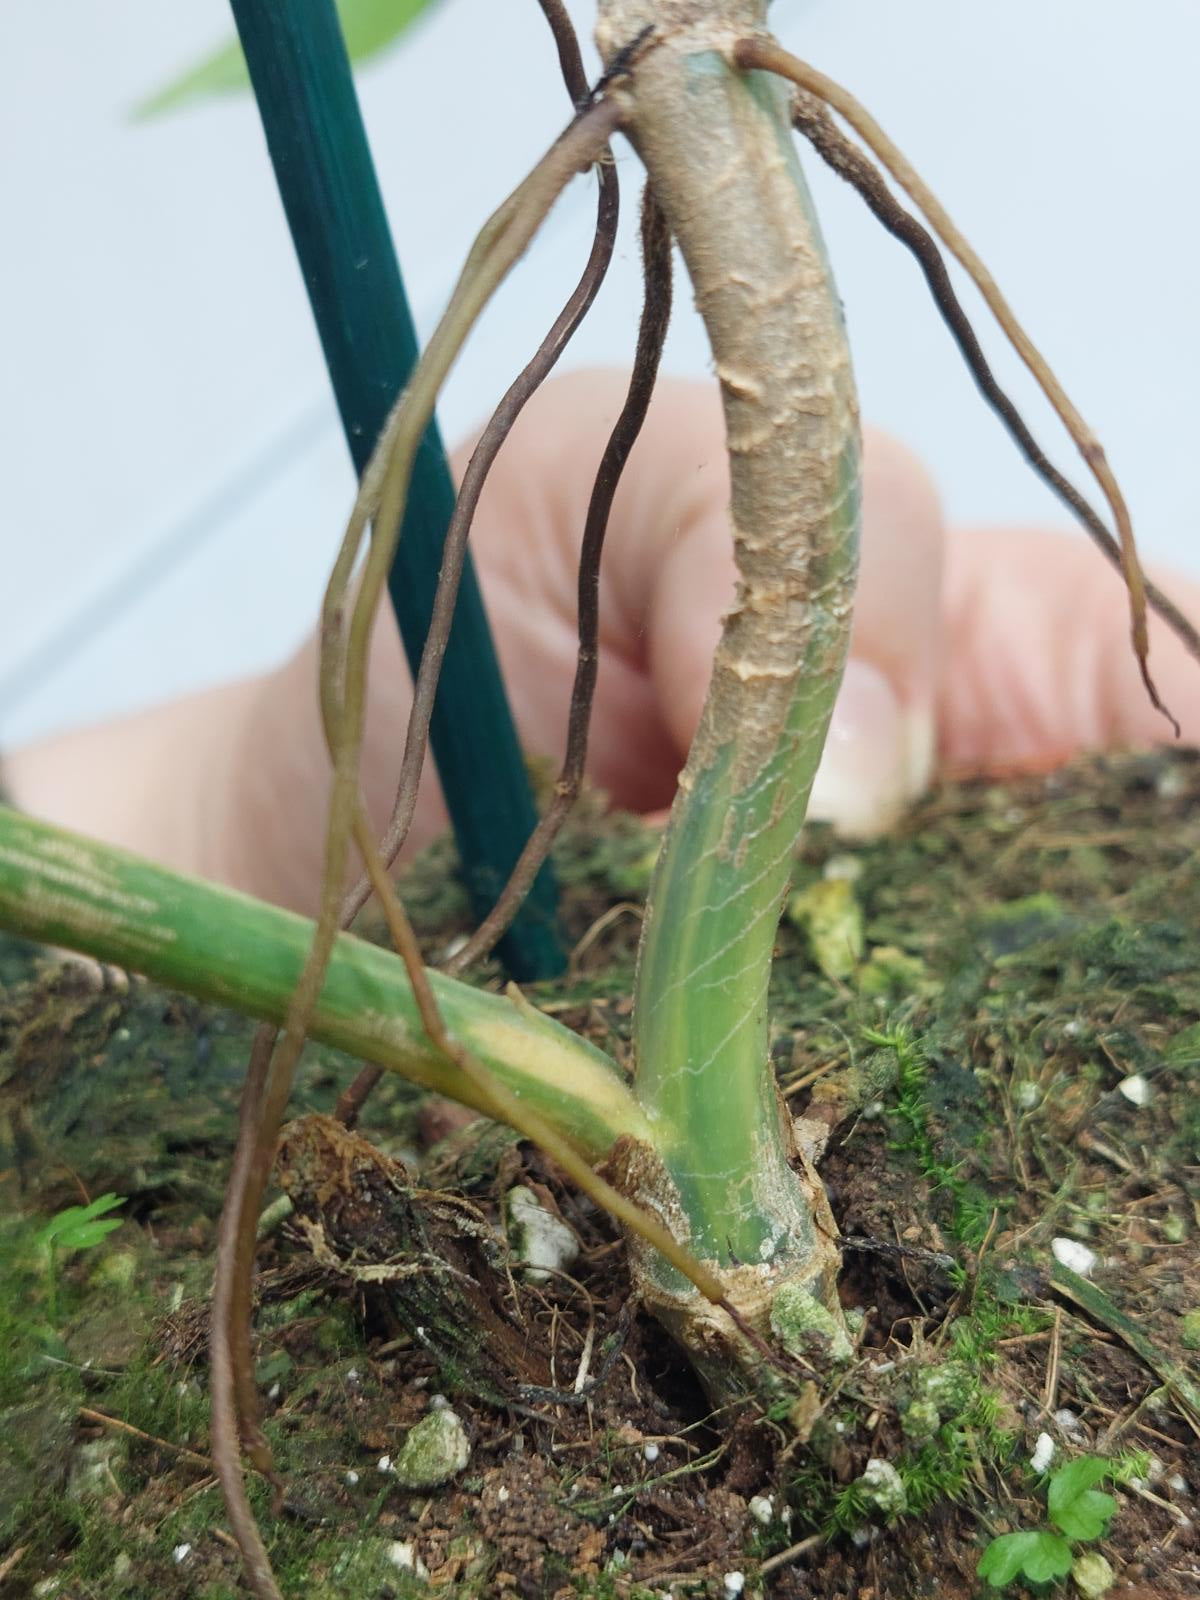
[649,421,945,835]
[809,432,943,833]
[939,526,1200,769]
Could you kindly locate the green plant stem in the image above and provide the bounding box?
[44,1242,58,1326]
[606,8,860,1275]
[0,806,647,1163]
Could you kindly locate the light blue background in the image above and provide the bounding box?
[2,0,1196,743]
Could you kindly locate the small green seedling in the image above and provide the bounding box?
[36,1192,125,1324]
[978,1453,1145,1591]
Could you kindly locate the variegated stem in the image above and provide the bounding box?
[598,4,860,1305]
[0,806,648,1163]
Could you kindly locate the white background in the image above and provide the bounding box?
[2,0,1196,745]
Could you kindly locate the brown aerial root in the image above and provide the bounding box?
[785,86,1200,698]
[735,33,1193,734]
[445,181,675,976]
[338,0,619,945]
[335,1,621,1128]
[209,35,720,1600]
[210,87,624,1600]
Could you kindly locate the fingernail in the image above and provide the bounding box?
[807,661,933,837]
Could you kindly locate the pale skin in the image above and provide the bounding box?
[7,369,1198,911]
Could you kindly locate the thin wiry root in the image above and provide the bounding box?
[350,794,728,1305]
[337,0,621,939]
[787,87,1200,705]
[736,33,1189,733]
[212,91,622,1600]
[210,1025,282,1600]
[446,182,675,975]
[334,0,620,1126]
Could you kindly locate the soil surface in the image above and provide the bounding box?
[2,752,1198,1599]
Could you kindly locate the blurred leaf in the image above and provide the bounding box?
[977,1530,1073,1588]
[36,1193,125,1255]
[1051,1263,1200,1431]
[1165,1019,1200,1066]
[135,0,445,120]
[255,1349,294,1388]
[1047,1457,1117,1542]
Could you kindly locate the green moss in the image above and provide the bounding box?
[309,1538,431,1598]
[771,1280,853,1363]
[787,877,865,981]
[866,1022,998,1248]
[3,752,1200,1594]
[976,892,1072,956]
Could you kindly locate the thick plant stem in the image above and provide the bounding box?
[0,806,647,1162]
[597,2,859,1340]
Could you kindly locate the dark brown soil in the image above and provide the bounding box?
[2,753,1198,1599]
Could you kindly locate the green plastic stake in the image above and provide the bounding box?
[228,0,562,978]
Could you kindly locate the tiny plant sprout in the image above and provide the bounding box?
[35,1193,125,1325]
[979,1454,1145,1591]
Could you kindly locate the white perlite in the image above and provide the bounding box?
[1031,1432,1055,1473]
[1052,1238,1097,1277]
[748,1494,774,1525]
[388,1543,429,1579]
[504,1186,580,1283]
[858,1458,907,1517]
[723,1574,746,1598]
[393,1406,471,1489]
[1117,1074,1151,1107]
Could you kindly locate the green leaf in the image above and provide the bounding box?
[34,1326,72,1362]
[1047,1457,1118,1541]
[978,1531,1073,1588]
[255,1350,294,1388]
[36,1193,125,1254]
[1165,1020,1200,1066]
[135,0,445,120]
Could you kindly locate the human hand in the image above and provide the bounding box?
[429,369,1200,834]
[8,369,1198,911]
